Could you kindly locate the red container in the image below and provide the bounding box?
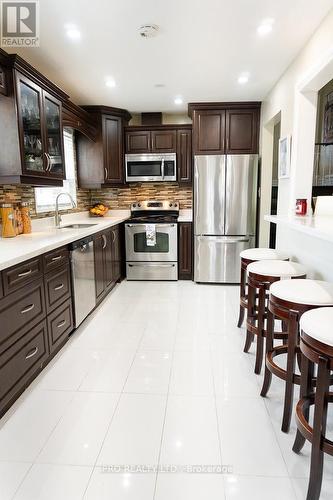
[295,198,307,216]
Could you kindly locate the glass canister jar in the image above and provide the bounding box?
[20,202,32,234]
[1,203,17,238]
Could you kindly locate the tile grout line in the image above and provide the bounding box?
[152,304,180,500]
[209,332,228,500]
[81,306,149,499]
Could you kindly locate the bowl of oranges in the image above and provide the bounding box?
[89,203,109,217]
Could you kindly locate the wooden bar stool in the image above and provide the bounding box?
[245,260,307,375]
[237,248,289,328]
[261,279,333,433]
[293,307,333,500]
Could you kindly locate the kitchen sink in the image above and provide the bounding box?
[59,223,98,229]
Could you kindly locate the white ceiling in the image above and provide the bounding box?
[6,0,333,113]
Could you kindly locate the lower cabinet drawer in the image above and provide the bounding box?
[0,278,46,355]
[47,298,73,354]
[44,263,71,313]
[0,320,49,416]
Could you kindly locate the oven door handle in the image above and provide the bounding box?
[126,224,175,228]
[128,263,176,268]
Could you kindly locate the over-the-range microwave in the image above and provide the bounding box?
[125,153,177,182]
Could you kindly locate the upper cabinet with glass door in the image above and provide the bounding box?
[0,51,68,186]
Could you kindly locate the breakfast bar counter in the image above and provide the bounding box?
[266,214,333,281]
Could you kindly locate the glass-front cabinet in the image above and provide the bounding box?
[16,72,65,181]
[43,93,64,177]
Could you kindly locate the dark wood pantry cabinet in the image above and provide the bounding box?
[0,49,68,186]
[189,102,261,155]
[77,106,131,188]
[178,222,193,280]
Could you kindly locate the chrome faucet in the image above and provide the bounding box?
[55,193,76,228]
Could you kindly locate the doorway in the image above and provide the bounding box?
[269,120,281,248]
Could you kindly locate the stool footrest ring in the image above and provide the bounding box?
[266,345,301,385]
[295,394,333,456]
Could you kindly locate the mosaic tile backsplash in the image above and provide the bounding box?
[0,182,192,219]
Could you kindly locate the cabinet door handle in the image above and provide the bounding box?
[54,283,64,291]
[102,234,107,249]
[51,255,62,262]
[111,230,116,243]
[47,153,52,171]
[18,269,32,277]
[25,346,38,359]
[104,167,108,180]
[21,303,35,314]
[57,319,66,328]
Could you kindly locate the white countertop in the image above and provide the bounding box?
[265,214,333,244]
[0,211,130,271]
[0,208,193,271]
[178,209,193,222]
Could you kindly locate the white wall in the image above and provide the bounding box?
[260,8,333,247]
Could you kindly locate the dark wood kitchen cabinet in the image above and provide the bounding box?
[178,222,193,280]
[177,128,192,184]
[125,126,184,154]
[126,128,177,153]
[0,50,68,186]
[0,245,74,417]
[47,298,73,354]
[225,108,260,154]
[0,320,49,418]
[94,224,123,303]
[189,102,261,155]
[126,130,151,153]
[151,130,176,152]
[78,106,131,188]
[110,225,122,282]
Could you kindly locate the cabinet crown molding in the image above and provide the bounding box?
[0,48,69,102]
[188,101,261,118]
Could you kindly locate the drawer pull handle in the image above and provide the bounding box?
[25,347,38,359]
[57,319,66,328]
[21,303,35,314]
[54,283,64,291]
[51,255,62,262]
[18,269,32,277]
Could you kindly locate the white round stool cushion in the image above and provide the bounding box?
[300,307,333,347]
[270,279,333,306]
[247,260,306,279]
[240,247,289,261]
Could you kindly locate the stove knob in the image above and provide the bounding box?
[133,203,137,208]
[169,203,173,207]
[138,203,141,208]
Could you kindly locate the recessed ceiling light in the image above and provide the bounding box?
[105,76,116,88]
[238,73,249,84]
[257,18,275,36]
[65,24,81,40]
[174,96,183,105]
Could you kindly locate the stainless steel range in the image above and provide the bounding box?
[125,200,179,280]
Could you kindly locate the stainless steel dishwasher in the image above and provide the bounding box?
[70,236,96,327]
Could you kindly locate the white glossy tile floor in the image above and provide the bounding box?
[1,280,333,499]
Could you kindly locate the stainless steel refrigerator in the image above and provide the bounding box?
[194,155,258,283]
